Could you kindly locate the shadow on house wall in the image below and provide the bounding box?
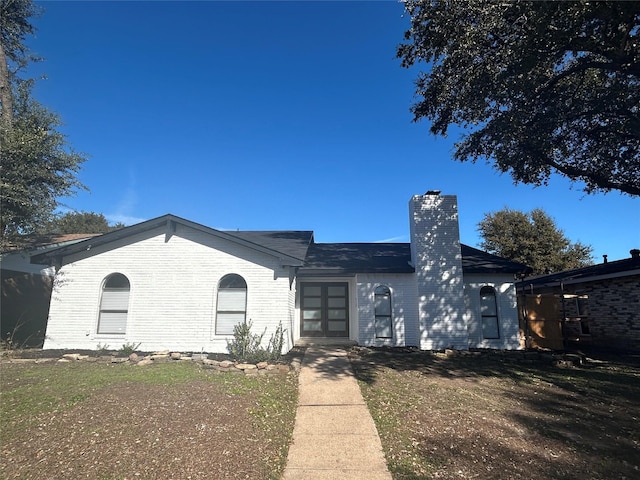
[1,269,52,347]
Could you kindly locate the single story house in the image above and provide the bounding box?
[517,250,640,352]
[32,193,529,354]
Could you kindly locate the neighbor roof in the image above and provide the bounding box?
[516,254,640,290]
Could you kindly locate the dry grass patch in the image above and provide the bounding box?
[352,348,640,480]
[1,361,297,480]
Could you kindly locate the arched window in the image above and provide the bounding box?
[216,274,247,335]
[97,273,130,334]
[480,286,500,339]
[374,285,392,339]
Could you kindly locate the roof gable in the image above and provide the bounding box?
[31,214,313,267]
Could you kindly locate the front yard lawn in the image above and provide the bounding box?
[1,360,298,480]
[351,348,640,480]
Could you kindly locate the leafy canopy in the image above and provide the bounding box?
[1,0,87,247]
[398,1,640,196]
[478,208,593,275]
[45,211,125,235]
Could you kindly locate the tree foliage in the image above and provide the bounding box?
[0,0,87,247]
[478,208,593,275]
[398,1,640,196]
[44,211,125,235]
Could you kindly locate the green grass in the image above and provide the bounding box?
[1,361,205,432]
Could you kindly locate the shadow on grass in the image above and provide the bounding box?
[350,346,640,479]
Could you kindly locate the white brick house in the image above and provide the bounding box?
[34,192,529,353]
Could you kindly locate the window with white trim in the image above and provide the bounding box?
[97,273,130,334]
[216,274,247,335]
[480,286,500,339]
[374,285,392,338]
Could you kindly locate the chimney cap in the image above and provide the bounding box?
[631,249,640,259]
[424,190,441,195]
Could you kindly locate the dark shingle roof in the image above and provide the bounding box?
[460,245,531,274]
[298,243,414,275]
[227,231,313,262]
[26,213,530,276]
[516,255,640,290]
[298,242,530,276]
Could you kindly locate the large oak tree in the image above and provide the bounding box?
[478,208,593,275]
[398,1,640,196]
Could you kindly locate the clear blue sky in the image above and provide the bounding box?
[29,1,639,262]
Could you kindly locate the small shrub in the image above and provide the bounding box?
[118,342,141,356]
[267,322,286,362]
[227,320,287,363]
[96,343,110,356]
[227,319,267,363]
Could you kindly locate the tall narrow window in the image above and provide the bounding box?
[216,274,247,335]
[98,273,130,334]
[480,286,499,339]
[374,285,392,338]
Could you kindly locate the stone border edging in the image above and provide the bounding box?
[3,350,299,375]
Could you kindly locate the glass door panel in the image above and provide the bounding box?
[300,282,349,337]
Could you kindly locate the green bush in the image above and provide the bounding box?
[227,320,286,363]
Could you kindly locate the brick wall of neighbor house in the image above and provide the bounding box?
[463,274,521,350]
[410,194,469,349]
[564,275,640,351]
[44,224,295,354]
[356,273,418,347]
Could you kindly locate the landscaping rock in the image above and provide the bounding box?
[111,357,128,364]
[256,361,268,370]
[62,353,81,361]
[219,360,233,368]
[137,359,153,366]
[202,358,219,366]
[129,353,139,362]
[170,352,181,360]
[236,363,257,370]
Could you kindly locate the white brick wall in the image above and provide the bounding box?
[409,194,469,350]
[44,224,295,353]
[355,273,418,347]
[463,273,521,349]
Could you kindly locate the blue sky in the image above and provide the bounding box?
[28,1,639,262]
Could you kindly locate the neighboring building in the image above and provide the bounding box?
[31,193,529,354]
[1,234,98,347]
[517,250,640,352]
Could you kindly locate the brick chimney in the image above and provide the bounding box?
[409,192,468,350]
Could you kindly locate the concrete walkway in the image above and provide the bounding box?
[282,347,392,480]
